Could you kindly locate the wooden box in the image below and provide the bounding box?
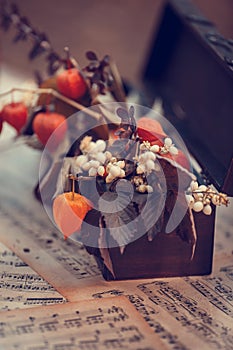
[83,0,233,280]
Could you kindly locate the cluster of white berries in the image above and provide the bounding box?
[74,136,229,209]
[105,158,125,183]
[133,176,153,193]
[75,136,109,177]
[74,136,181,193]
[136,138,177,176]
[186,181,229,216]
[159,137,179,156]
[75,136,126,182]
[132,137,179,193]
[136,150,158,175]
[139,137,178,156]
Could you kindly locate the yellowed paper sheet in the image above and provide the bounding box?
[0,296,165,350]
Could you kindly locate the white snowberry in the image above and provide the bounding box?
[139,153,147,163]
[190,181,199,191]
[76,155,88,167]
[150,144,160,153]
[193,201,204,212]
[198,185,207,192]
[89,160,100,169]
[203,204,212,215]
[164,137,173,147]
[95,152,106,164]
[89,167,97,177]
[97,166,105,176]
[146,151,156,161]
[82,162,92,171]
[169,146,178,155]
[137,184,147,193]
[119,169,125,178]
[109,165,121,178]
[104,151,112,160]
[86,141,96,153]
[106,174,114,183]
[117,160,125,169]
[146,159,155,171]
[95,139,106,153]
[137,164,146,174]
[146,185,153,193]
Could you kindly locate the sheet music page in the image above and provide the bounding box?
[0,296,165,350]
[0,242,66,311]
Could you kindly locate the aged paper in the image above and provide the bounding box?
[0,296,165,350]
[0,242,66,311]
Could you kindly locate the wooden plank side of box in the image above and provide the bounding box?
[100,209,216,280]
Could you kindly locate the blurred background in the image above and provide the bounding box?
[1,0,233,91]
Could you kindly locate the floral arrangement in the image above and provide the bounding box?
[49,103,229,259]
[0,3,230,260]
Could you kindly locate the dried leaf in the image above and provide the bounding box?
[102,55,110,66]
[28,33,49,60]
[84,52,111,94]
[99,191,138,247]
[128,105,135,119]
[134,180,166,241]
[92,71,102,84]
[107,139,129,157]
[11,3,19,14]
[156,157,196,251]
[84,61,98,72]
[13,31,27,42]
[86,51,98,61]
[116,107,129,123]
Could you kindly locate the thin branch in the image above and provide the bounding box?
[0,87,101,120]
[109,59,126,102]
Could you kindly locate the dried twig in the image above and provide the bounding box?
[0,88,101,120]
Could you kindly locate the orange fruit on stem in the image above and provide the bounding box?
[1,102,28,134]
[53,192,93,239]
[137,117,166,145]
[32,111,67,151]
[56,68,87,100]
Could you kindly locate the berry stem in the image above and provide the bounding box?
[67,174,76,201]
[64,47,71,69]
[72,176,75,201]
